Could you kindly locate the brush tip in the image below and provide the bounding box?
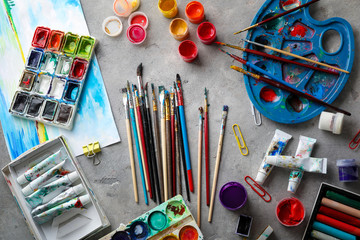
[223,105,229,111]
[137,63,143,76]
[145,82,148,89]
[121,88,127,93]
[176,74,180,80]
[199,107,203,113]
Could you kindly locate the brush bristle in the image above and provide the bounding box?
[176,74,181,81]
[151,83,154,90]
[223,105,229,111]
[121,88,127,93]
[199,107,203,113]
[137,63,143,76]
[158,85,164,92]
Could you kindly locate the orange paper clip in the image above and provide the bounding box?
[244,176,271,202]
[349,129,360,150]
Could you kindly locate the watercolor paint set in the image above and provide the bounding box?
[100,195,203,240]
[302,182,360,240]
[243,0,355,124]
[8,26,96,130]
[2,136,109,240]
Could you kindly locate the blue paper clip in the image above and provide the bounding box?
[244,176,271,202]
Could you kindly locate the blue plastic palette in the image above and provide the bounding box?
[9,26,96,129]
[243,0,355,124]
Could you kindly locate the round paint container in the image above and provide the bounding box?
[148,211,167,231]
[128,0,140,12]
[127,24,146,44]
[161,235,179,240]
[179,225,199,240]
[113,0,132,17]
[102,16,123,37]
[178,40,198,62]
[219,182,247,210]
[185,1,204,24]
[158,0,178,18]
[111,231,131,240]
[197,22,216,44]
[129,221,149,239]
[276,197,305,227]
[169,18,189,41]
[128,12,148,29]
[166,201,186,219]
[318,111,344,134]
[336,159,359,182]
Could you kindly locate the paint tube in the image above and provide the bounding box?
[31,184,85,216]
[33,194,91,224]
[288,136,316,193]
[25,172,79,208]
[255,129,292,185]
[17,148,68,185]
[265,155,327,173]
[22,160,66,197]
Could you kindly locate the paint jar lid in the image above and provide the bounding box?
[318,111,344,134]
[22,184,34,196]
[255,171,267,185]
[128,11,149,29]
[127,24,147,44]
[102,16,123,37]
[337,159,357,167]
[67,171,79,183]
[79,194,91,206]
[113,0,132,17]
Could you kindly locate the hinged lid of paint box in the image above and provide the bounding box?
[2,136,110,240]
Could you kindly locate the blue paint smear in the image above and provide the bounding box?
[269,141,286,156]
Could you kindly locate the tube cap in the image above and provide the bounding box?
[66,172,79,183]
[287,180,299,194]
[73,184,85,195]
[22,184,34,196]
[255,172,266,185]
[79,194,91,206]
[17,174,29,185]
[333,113,344,134]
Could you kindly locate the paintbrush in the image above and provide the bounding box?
[165,90,172,200]
[234,0,320,34]
[243,39,349,74]
[175,114,182,196]
[175,74,194,193]
[204,88,210,206]
[230,65,351,116]
[197,107,203,227]
[145,83,161,203]
[127,82,148,205]
[175,83,191,202]
[170,87,176,197]
[122,88,139,203]
[208,105,229,223]
[215,41,338,75]
[137,63,144,98]
[159,86,168,201]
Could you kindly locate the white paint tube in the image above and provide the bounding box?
[31,184,85,216]
[288,136,316,193]
[265,156,327,173]
[255,129,292,185]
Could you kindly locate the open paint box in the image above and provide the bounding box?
[2,136,109,240]
[100,195,204,240]
[8,26,96,130]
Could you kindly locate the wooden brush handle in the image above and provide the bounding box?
[126,119,139,203]
[197,127,203,227]
[135,108,149,191]
[161,118,168,201]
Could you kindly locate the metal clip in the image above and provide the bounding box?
[244,176,271,202]
[349,129,360,150]
[83,142,101,166]
[250,103,262,126]
[232,124,248,156]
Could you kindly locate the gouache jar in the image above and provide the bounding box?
[158,0,178,18]
[276,197,305,227]
[197,22,216,44]
[318,111,344,134]
[127,24,146,44]
[111,231,131,240]
[178,40,198,62]
[336,159,359,182]
[219,182,247,210]
[113,0,132,17]
[185,1,205,24]
[169,18,189,41]
[102,16,123,37]
[128,12,149,29]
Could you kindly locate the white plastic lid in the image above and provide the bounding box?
[337,159,356,167]
[66,171,79,183]
[255,172,266,185]
[22,184,33,196]
[318,111,334,131]
[102,16,123,37]
[287,180,299,194]
[73,184,85,195]
[79,194,91,206]
[17,174,28,185]
[333,113,344,134]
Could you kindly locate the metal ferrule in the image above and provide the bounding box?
[165,91,170,121]
[199,110,203,127]
[123,93,130,119]
[151,85,158,112]
[134,89,140,108]
[175,81,184,106]
[170,88,175,116]
[220,110,228,135]
[137,76,144,98]
[159,90,165,119]
[144,88,150,109]
[127,89,134,109]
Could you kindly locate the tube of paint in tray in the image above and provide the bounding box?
[31,184,85,216]
[255,129,292,185]
[33,194,91,224]
[265,156,326,173]
[25,171,79,208]
[288,136,316,193]
[17,148,68,185]
[22,160,66,197]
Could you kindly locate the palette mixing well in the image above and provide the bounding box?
[9,26,96,129]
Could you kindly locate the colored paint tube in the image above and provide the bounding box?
[316,214,360,236]
[25,171,79,208]
[31,184,85,216]
[22,160,66,196]
[17,148,68,185]
[255,129,292,185]
[312,221,356,240]
[311,230,340,240]
[288,136,316,193]
[33,194,91,224]
[265,156,327,173]
[326,191,360,210]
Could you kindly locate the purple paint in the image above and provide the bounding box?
[219,182,247,210]
[336,159,358,182]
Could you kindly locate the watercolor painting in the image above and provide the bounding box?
[0,0,120,159]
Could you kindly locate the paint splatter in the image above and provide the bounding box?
[260,88,279,102]
[75,198,83,208]
[287,95,303,112]
[290,25,308,37]
[282,0,300,10]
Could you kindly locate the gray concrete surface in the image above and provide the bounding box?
[1,0,360,239]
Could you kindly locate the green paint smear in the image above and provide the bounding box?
[77,36,94,59]
[63,34,79,54]
[262,13,284,30]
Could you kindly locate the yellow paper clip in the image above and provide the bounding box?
[232,124,248,156]
[82,142,101,165]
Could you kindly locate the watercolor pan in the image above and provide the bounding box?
[41,99,58,121]
[1,136,110,240]
[243,0,355,124]
[31,26,51,49]
[9,26,96,130]
[302,182,360,240]
[26,96,44,117]
[100,195,204,240]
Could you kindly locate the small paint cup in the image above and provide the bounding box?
[158,0,178,18]
[276,197,305,227]
[169,18,189,41]
[185,1,205,24]
[111,231,131,240]
[179,225,199,240]
[128,0,140,12]
[219,182,247,210]
[178,40,198,62]
[113,0,132,17]
[197,22,216,44]
[336,159,359,182]
[102,16,123,37]
[318,111,344,134]
[127,24,146,44]
[128,12,148,29]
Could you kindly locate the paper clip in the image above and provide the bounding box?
[349,129,360,150]
[250,103,262,126]
[244,176,271,202]
[232,124,249,156]
[83,142,101,165]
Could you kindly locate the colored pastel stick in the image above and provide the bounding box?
[326,191,360,210]
[322,197,360,218]
[319,206,360,228]
[311,230,340,240]
[313,221,356,240]
[316,214,360,236]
